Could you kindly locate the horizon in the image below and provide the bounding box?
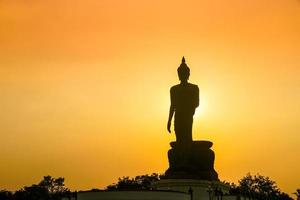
[0,0,299,196]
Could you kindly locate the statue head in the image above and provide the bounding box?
[177,57,190,82]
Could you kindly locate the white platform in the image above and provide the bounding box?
[154,179,230,200]
[62,190,191,200]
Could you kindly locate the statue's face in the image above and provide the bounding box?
[178,71,190,81]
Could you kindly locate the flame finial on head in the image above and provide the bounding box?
[179,56,189,68]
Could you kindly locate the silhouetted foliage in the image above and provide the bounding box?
[0,190,13,200]
[294,189,300,200]
[0,173,296,200]
[38,176,69,196]
[105,173,160,191]
[17,185,49,200]
[0,176,70,200]
[228,173,293,200]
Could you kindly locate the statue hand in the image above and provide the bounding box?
[167,121,171,133]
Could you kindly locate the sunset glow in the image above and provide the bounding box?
[0,0,299,196]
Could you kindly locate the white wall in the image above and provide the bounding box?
[63,191,191,200]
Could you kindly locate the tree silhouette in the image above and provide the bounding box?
[15,185,49,200]
[229,173,292,200]
[38,176,69,195]
[294,189,300,200]
[0,173,296,200]
[105,173,160,191]
[12,175,70,200]
[0,190,13,200]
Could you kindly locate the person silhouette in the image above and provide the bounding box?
[167,57,199,146]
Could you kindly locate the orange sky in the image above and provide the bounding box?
[0,0,299,196]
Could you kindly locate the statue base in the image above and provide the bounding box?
[163,141,219,181]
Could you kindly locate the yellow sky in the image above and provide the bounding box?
[0,0,299,196]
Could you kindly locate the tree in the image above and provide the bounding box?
[20,185,49,200]
[14,175,70,200]
[38,176,69,196]
[228,173,292,200]
[0,190,13,200]
[294,189,300,200]
[105,173,160,191]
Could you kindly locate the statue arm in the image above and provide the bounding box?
[167,88,175,133]
[195,86,199,108]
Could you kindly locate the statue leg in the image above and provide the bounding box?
[174,115,193,167]
[186,116,193,142]
[175,115,193,143]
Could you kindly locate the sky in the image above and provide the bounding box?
[0,0,299,196]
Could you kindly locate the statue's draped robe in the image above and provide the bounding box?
[170,83,199,146]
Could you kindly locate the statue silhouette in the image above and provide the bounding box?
[167,57,199,146]
[164,58,218,180]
